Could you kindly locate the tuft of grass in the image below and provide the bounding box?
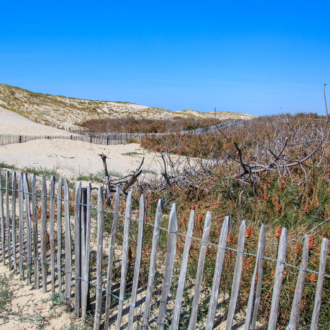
[121,151,144,156]
[108,170,123,177]
[23,166,60,180]
[126,136,140,144]
[0,162,17,170]
[76,171,104,183]
[50,292,66,308]
[0,274,14,311]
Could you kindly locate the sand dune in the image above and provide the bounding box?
[0,106,74,136]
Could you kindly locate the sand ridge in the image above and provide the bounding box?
[0,107,75,136]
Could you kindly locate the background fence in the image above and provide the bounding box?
[0,120,242,147]
[0,169,329,329]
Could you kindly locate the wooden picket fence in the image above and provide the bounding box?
[0,133,126,146]
[0,169,329,329]
[0,120,242,147]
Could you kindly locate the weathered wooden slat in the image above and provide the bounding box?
[188,211,212,330]
[6,171,12,270]
[206,216,230,330]
[251,229,267,329]
[286,235,309,330]
[41,175,47,292]
[128,194,145,327]
[18,173,24,277]
[268,228,288,330]
[11,171,16,270]
[157,203,178,330]
[24,173,32,283]
[141,199,163,330]
[310,238,328,329]
[64,178,72,303]
[171,209,195,330]
[32,174,39,289]
[74,181,82,317]
[57,177,62,293]
[0,171,4,265]
[225,220,246,330]
[49,176,56,292]
[93,186,104,330]
[244,224,266,330]
[104,187,121,330]
[81,188,87,297]
[23,175,30,277]
[116,191,133,330]
[81,183,92,318]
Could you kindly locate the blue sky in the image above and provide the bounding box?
[1,1,329,116]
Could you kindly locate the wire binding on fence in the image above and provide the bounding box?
[1,185,329,279]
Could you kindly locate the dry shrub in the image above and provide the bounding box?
[77,116,221,134]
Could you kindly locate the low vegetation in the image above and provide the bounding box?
[78,116,222,134]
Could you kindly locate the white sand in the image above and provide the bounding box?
[0,106,74,136]
[0,139,161,179]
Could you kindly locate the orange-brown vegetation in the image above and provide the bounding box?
[78,116,221,134]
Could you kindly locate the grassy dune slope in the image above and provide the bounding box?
[0,84,254,131]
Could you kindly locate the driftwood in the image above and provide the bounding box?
[98,152,144,205]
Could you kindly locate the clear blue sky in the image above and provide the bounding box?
[1,1,329,116]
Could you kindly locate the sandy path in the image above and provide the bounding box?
[0,106,74,136]
[0,139,163,179]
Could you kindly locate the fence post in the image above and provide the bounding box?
[74,181,82,318]
[310,238,329,329]
[23,174,32,283]
[80,187,87,314]
[49,176,56,292]
[171,209,195,330]
[12,171,16,270]
[188,212,212,330]
[128,194,145,327]
[41,175,48,292]
[6,171,12,270]
[286,234,309,330]
[225,220,246,330]
[141,199,163,329]
[116,191,133,330]
[206,216,230,330]
[157,203,178,330]
[81,184,92,318]
[57,177,63,293]
[64,178,72,304]
[18,173,24,277]
[251,225,267,329]
[268,228,288,330]
[32,174,39,289]
[0,171,4,265]
[244,224,266,330]
[93,186,104,330]
[104,187,121,330]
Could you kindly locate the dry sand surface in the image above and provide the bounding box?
[0,106,75,136]
[0,264,91,329]
[0,139,162,179]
